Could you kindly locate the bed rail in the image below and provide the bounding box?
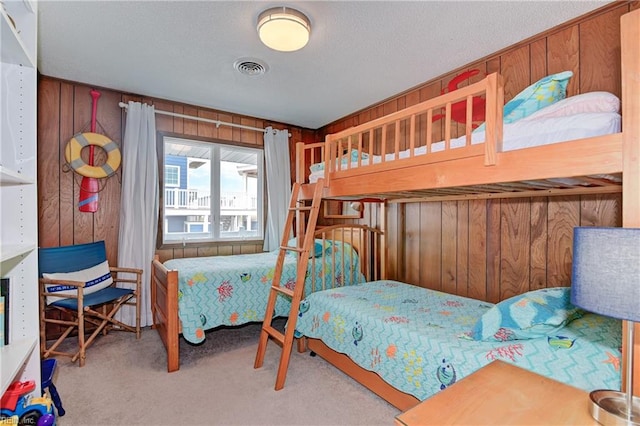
[296,71,624,202]
[309,223,385,294]
[298,73,504,187]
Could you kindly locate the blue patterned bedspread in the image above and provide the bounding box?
[165,241,363,344]
[295,280,621,401]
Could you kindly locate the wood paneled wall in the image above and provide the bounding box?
[317,2,632,302]
[37,77,315,266]
[384,195,621,303]
[319,2,631,137]
[37,2,634,295]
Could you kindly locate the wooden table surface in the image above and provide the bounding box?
[395,360,599,425]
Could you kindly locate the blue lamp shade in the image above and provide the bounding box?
[571,227,640,323]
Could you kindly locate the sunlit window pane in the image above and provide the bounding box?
[162,137,263,244]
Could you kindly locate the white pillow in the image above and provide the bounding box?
[43,260,113,305]
[520,91,620,122]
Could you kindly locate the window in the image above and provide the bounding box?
[165,165,180,187]
[160,135,263,245]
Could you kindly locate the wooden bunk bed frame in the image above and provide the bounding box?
[150,222,386,373]
[294,9,640,411]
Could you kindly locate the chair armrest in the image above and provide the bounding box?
[39,278,86,289]
[109,267,143,275]
[109,267,143,294]
[39,278,86,306]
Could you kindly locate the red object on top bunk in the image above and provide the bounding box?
[432,69,487,128]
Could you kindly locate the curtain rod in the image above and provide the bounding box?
[118,102,290,137]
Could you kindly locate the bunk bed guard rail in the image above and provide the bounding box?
[296,72,504,187]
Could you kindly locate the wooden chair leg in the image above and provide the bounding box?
[45,323,75,359]
[77,309,86,367]
[102,305,108,336]
[46,287,142,367]
[136,297,141,338]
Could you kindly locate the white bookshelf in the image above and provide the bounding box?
[0,338,37,395]
[0,0,40,397]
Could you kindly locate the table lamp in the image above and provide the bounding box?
[571,227,640,426]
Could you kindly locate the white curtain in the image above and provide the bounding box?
[263,127,291,252]
[116,102,158,327]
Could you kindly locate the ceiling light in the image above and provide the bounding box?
[257,7,311,52]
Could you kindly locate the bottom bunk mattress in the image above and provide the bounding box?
[294,280,621,401]
[164,240,364,344]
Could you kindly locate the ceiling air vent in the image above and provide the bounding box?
[234,58,268,76]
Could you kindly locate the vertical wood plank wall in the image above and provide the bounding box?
[317,2,631,302]
[37,3,634,316]
[37,77,315,266]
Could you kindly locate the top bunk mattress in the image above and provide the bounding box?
[309,111,621,183]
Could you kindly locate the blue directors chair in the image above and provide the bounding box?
[39,241,142,366]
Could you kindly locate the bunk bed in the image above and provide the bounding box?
[151,223,385,372]
[291,8,640,412]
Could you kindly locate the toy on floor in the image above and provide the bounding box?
[37,414,55,426]
[40,359,64,417]
[0,380,55,425]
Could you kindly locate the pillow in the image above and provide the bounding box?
[468,287,583,342]
[309,162,325,174]
[43,260,113,305]
[286,238,328,258]
[475,71,573,132]
[519,91,620,122]
[344,148,368,163]
[309,149,369,174]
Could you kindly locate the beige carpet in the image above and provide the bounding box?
[52,320,400,425]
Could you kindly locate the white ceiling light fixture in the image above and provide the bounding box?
[257,6,311,52]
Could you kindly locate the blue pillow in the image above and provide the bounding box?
[469,287,583,342]
[475,71,573,132]
[309,149,369,174]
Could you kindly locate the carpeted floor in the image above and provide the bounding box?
[51,320,400,425]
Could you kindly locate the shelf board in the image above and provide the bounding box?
[0,243,36,264]
[0,337,37,396]
[0,166,33,186]
[1,9,35,68]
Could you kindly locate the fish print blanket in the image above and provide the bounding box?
[165,241,364,344]
[295,280,621,401]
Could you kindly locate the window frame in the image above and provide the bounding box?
[156,131,265,249]
[164,165,180,188]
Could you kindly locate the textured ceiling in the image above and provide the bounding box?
[37,1,612,129]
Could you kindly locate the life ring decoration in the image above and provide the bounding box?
[64,132,121,178]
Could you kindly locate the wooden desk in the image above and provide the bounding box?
[395,360,599,425]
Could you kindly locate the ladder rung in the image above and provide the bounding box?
[280,245,304,253]
[271,285,294,298]
[254,180,324,390]
[264,325,285,344]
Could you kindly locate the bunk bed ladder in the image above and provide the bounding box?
[254,179,324,390]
